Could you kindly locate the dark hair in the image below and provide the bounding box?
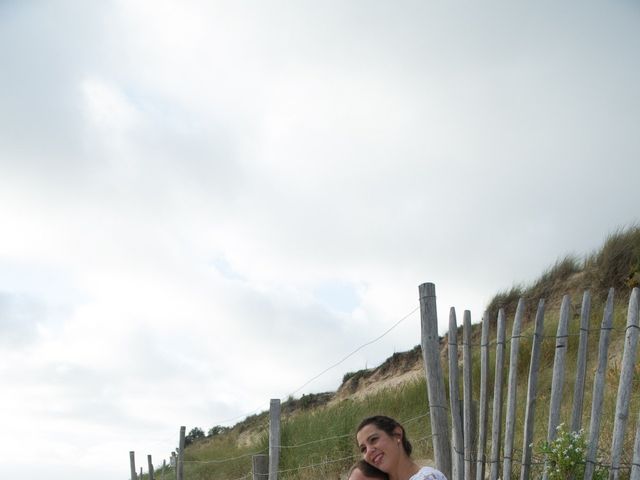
[349,460,388,479]
[356,415,413,456]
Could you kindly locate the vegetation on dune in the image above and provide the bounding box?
[143,225,640,480]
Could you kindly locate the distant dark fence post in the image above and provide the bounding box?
[148,454,155,480]
[419,282,452,480]
[130,451,137,480]
[269,399,281,480]
[177,426,185,480]
[253,454,269,480]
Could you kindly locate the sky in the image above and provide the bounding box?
[1,1,639,479]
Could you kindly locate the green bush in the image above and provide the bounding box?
[185,427,205,446]
[537,423,607,480]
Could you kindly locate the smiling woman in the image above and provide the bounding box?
[355,416,447,480]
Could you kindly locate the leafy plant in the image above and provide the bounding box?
[185,427,205,446]
[538,423,607,480]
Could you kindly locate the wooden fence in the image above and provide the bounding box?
[129,282,640,480]
[420,283,640,480]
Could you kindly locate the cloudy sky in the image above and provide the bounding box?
[1,1,639,479]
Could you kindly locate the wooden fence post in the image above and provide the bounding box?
[448,307,464,480]
[489,309,506,480]
[584,288,615,480]
[519,299,545,480]
[542,295,571,480]
[148,454,155,480]
[631,410,640,480]
[130,451,137,480]
[463,311,475,480]
[269,398,281,480]
[544,295,570,452]
[162,459,166,480]
[475,311,490,480]
[570,290,591,433]
[253,454,269,480]
[609,287,640,480]
[419,283,452,480]
[140,467,143,480]
[502,298,524,480]
[177,426,185,480]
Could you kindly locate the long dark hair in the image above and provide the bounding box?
[356,415,413,456]
[349,460,388,479]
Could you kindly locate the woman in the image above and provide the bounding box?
[348,459,388,480]
[355,415,447,480]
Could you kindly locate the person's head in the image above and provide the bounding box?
[348,460,388,480]
[355,416,413,473]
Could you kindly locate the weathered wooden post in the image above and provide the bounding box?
[253,454,269,480]
[269,398,281,480]
[177,426,185,480]
[463,311,475,480]
[489,309,506,480]
[609,287,639,480]
[502,298,524,480]
[171,452,177,480]
[162,459,167,480]
[519,299,545,480]
[570,291,591,432]
[419,283,452,480]
[545,295,571,451]
[542,295,571,480]
[130,451,138,480]
[448,307,464,480]
[584,289,615,480]
[631,410,640,480]
[140,467,143,480]
[475,312,490,480]
[148,454,155,480]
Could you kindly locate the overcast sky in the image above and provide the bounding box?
[1,1,639,479]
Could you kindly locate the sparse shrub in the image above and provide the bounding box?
[185,427,205,446]
[342,369,370,385]
[537,423,607,480]
[207,425,229,437]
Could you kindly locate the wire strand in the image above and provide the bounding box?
[282,305,421,400]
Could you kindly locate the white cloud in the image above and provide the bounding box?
[0,0,639,478]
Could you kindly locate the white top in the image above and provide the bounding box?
[409,466,447,480]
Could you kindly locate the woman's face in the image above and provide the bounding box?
[356,423,403,473]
